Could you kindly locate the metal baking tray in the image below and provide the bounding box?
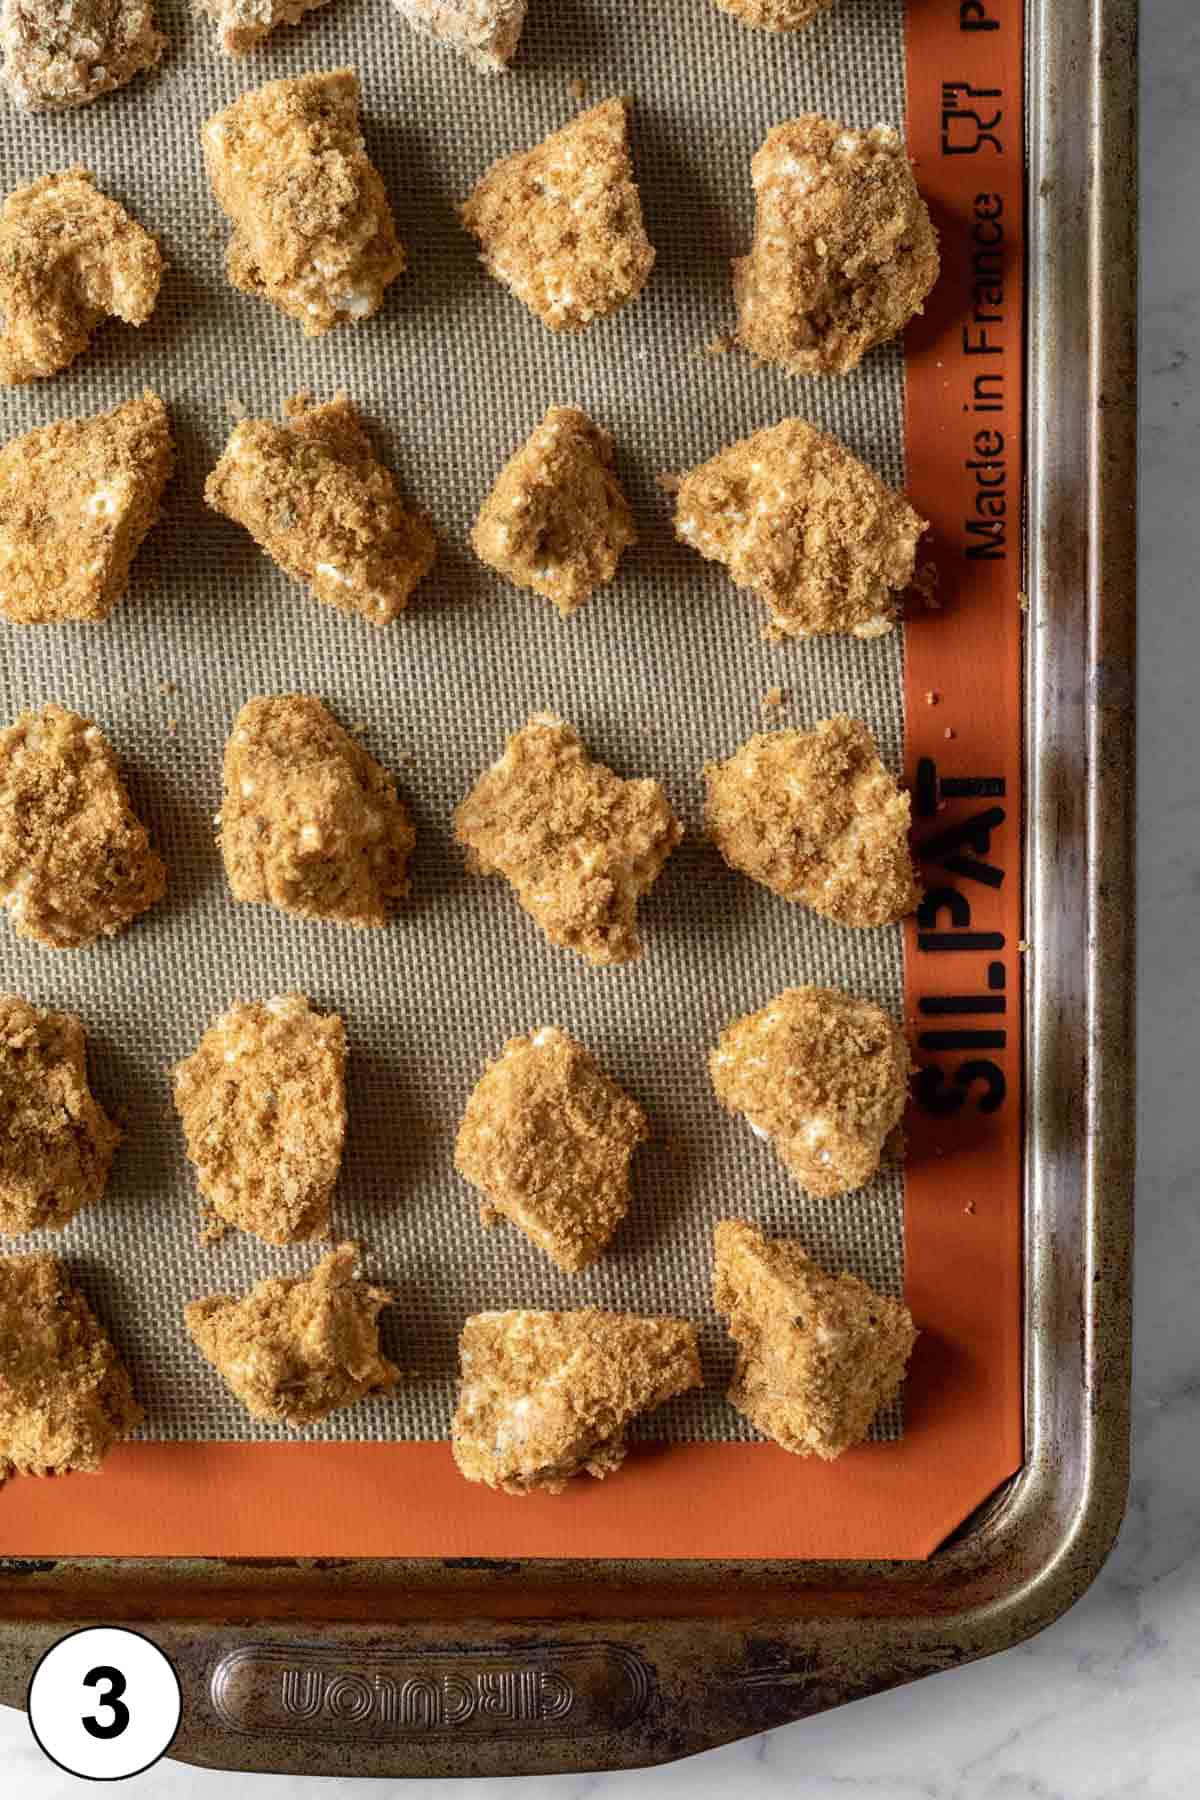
[0,0,1135,1775]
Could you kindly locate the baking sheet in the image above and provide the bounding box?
[0,0,916,1447]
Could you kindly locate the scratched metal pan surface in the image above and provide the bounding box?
[0,0,1135,1777]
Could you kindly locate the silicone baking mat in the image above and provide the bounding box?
[0,0,1025,1558]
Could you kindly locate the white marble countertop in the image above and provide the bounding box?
[2,6,1182,1795]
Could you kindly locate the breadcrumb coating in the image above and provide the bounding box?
[206,393,435,627]
[713,1219,916,1458]
[734,116,939,377]
[472,405,636,617]
[710,986,909,1197]
[1,0,163,108]
[0,392,173,623]
[452,1307,700,1494]
[391,0,526,71]
[184,1243,398,1427]
[715,0,832,26]
[456,1027,647,1271]
[174,995,346,1246]
[704,716,919,925]
[0,1254,142,1479]
[0,704,165,949]
[0,169,162,384]
[454,714,681,965]
[461,97,654,332]
[674,418,926,639]
[0,997,119,1234]
[203,70,404,336]
[198,0,332,55]
[219,694,414,928]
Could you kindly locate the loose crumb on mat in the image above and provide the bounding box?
[913,560,940,609]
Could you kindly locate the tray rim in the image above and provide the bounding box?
[0,0,1136,1775]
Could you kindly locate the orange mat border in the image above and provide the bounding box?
[0,2,1025,1562]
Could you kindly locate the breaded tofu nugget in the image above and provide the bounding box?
[174,995,346,1246]
[391,0,527,71]
[0,0,163,108]
[0,1254,142,1479]
[456,1027,647,1271]
[713,1220,916,1458]
[461,98,655,332]
[205,393,435,626]
[710,986,909,1197]
[674,419,926,639]
[472,405,636,617]
[0,393,173,623]
[198,0,332,55]
[734,117,939,377]
[454,714,681,965]
[704,716,919,925]
[0,169,162,384]
[203,70,404,336]
[0,998,119,1235]
[452,1307,700,1494]
[0,705,165,949]
[715,0,833,27]
[220,695,414,928]
[184,1243,398,1426]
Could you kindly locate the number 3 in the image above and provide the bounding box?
[82,1666,130,1740]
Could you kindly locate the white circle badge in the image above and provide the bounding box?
[27,1627,182,1781]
